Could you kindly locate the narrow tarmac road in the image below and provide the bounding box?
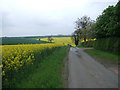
[68,47,118,88]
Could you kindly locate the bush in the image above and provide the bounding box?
[79,41,94,47]
[86,41,94,47]
[94,37,120,54]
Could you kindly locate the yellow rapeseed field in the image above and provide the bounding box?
[37,37,75,46]
[2,37,75,87]
[37,37,95,46]
[2,44,63,77]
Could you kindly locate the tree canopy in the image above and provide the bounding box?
[95,1,120,38]
[72,16,95,46]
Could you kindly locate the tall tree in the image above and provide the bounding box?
[83,21,96,40]
[72,16,93,46]
[95,1,120,38]
[74,16,91,43]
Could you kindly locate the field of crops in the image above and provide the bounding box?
[2,43,64,88]
[1,37,50,45]
[37,37,75,46]
[1,36,74,88]
[1,37,75,46]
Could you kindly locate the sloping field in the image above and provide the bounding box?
[38,37,75,46]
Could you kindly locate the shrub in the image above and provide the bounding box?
[79,41,94,47]
[86,41,94,47]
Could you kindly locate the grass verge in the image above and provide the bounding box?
[16,46,69,88]
[84,49,119,63]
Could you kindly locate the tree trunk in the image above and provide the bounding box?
[84,36,86,43]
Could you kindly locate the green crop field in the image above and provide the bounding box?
[1,37,50,45]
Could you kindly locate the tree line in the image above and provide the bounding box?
[72,1,120,46]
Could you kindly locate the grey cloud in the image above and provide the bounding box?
[1,0,118,37]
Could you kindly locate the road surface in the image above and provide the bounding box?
[68,47,118,88]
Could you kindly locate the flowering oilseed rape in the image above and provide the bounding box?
[2,44,63,78]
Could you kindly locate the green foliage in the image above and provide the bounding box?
[115,1,120,22]
[73,16,95,45]
[95,2,120,38]
[79,41,94,47]
[94,37,120,54]
[85,22,96,39]
[114,1,120,36]
[79,42,85,47]
[86,41,94,47]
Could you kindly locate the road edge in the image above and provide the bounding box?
[62,47,70,88]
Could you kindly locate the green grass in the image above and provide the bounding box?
[84,49,119,63]
[16,46,69,88]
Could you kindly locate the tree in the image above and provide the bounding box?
[94,2,120,38]
[48,36,54,42]
[74,16,91,43]
[72,16,94,46]
[83,21,96,40]
[114,1,120,37]
[95,6,115,38]
[71,30,81,46]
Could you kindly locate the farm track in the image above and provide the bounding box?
[68,47,118,88]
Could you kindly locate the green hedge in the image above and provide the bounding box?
[94,37,120,54]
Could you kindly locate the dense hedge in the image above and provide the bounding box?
[94,37,120,54]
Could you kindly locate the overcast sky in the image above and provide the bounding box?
[0,0,118,37]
